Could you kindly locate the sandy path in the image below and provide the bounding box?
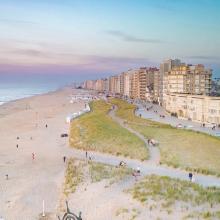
[0,88,87,220]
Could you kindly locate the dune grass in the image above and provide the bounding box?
[110,98,220,176]
[128,174,220,219]
[63,158,84,196]
[69,100,148,160]
[89,161,132,183]
[129,175,220,205]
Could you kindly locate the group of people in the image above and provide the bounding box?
[6,123,50,179]
[201,123,220,130]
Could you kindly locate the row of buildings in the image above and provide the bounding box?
[82,59,220,125]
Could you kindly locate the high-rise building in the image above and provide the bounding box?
[128,67,158,100]
[166,64,212,95]
[109,75,120,94]
[83,80,96,90]
[158,59,182,105]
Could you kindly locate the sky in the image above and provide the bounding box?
[0,0,220,78]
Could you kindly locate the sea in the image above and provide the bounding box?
[0,73,81,105]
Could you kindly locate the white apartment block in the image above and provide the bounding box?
[165,93,220,124]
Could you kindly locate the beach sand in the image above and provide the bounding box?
[0,87,87,219]
[1,87,218,220]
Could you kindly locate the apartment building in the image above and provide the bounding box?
[157,59,182,104]
[166,64,212,95]
[165,93,220,124]
[118,71,133,97]
[109,75,120,94]
[83,80,96,90]
[130,67,158,100]
[95,79,104,91]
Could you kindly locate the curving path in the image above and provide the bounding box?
[65,102,220,188]
[108,105,160,165]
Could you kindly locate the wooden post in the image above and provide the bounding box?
[42,200,45,217]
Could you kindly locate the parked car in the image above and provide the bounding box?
[176,124,183,128]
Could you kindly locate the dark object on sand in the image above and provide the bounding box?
[61,133,68,138]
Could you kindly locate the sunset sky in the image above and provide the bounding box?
[0,0,220,78]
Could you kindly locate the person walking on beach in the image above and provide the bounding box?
[32,153,35,160]
[16,144,18,149]
[63,156,66,163]
[45,124,48,128]
[86,151,88,159]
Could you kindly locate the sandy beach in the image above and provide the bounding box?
[0,87,88,219]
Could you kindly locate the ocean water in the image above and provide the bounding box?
[0,74,79,105]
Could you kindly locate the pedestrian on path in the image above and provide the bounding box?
[86,151,88,159]
[189,172,193,182]
[16,144,18,149]
[32,153,35,160]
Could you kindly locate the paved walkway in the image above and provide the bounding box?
[68,147,220,188]
[65,102,220,188]
[108,105,160,165]
[135,101,220,137]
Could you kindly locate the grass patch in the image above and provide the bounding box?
[89,161,132,183]
[115,208,129,216]
[115,207,140,220]
[63,159,84,196]
[69,100,148,160]
[128,175,220,217]
[110,98,220,176]
[184,211,220,219]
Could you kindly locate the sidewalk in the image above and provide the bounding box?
[135,101,220,137]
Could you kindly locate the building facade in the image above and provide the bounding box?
[166,64,212,95]
[165,93,220,124]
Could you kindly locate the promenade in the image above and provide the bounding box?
[135,101,220,137]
